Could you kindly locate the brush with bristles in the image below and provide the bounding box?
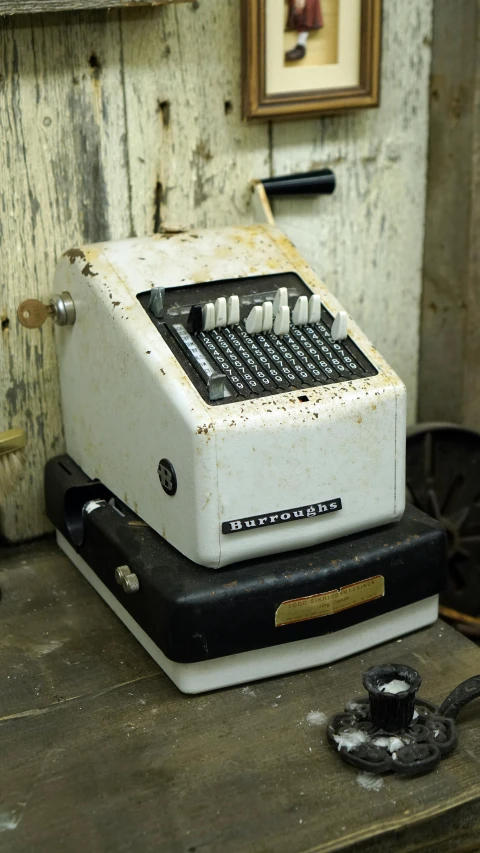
[0,429,27,502]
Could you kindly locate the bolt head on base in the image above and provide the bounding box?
[115,565,140,594]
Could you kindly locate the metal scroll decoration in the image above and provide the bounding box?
[327,664,480,776]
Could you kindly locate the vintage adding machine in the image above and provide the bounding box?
[20,225,446,692]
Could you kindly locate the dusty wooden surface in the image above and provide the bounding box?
[419,0,480,431]
[1,539,480,853]
[0,0,190,14]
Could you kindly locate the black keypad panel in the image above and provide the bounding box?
[137,272,377,406]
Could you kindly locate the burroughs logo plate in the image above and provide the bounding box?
[275,575,385,627]
[222,498,342,534]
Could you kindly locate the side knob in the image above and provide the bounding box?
[17,292,76,328]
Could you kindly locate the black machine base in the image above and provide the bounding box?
[45,456,447,688]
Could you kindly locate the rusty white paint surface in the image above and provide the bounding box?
[1,0,431,542]
[55,225,406,569]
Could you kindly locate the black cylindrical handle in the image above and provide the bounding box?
[362,664,422,733]
[261,168,335,197]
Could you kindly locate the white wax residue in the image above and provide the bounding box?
[379,679,410,694]
[346,700,364,713]
[333,730,368,752]
[373,736,405,753]
[356,772,384,792]
[306,711,327,726]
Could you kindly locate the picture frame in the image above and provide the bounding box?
[242,0,382,121]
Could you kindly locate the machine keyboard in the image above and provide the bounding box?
[138,272,377,405]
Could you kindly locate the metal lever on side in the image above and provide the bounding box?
[252,168,335,226]
[261,168,336,198]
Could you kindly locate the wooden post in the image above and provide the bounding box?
[0,0,192,14]
[419,0,480,429]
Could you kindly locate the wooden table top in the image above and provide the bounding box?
[1,538,480,853]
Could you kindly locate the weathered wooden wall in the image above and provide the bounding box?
[419,0,480,430]
[0,0,432,542]
[272,1,433,428]
[0,0,190,13]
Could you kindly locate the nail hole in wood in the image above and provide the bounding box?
[1,317,9,330]
[88,53,101,78]
[153,181,163,233]
[157,100,171,128]
[224,100,233,115]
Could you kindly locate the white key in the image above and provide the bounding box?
[273,305,290,336]
[227,294,240,326]
[215,297,227,328]
[202,302,215,331]
[308,294,321,324]
[261,301,273,332]
[331,310,348,340]
[292,295,308,326]
[273,287,288,316]
[245,305,263,335]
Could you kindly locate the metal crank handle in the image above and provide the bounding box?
[261,168,336,198]
[17,292,76,329]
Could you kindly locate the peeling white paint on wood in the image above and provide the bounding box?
[0,1,269,541]
[0,9,131,540]
[0,0,190,15]
[0,0,432,540]
[120,0,269,235]
[272,0,433,424]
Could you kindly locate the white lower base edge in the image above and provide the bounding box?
[57,530,439,695]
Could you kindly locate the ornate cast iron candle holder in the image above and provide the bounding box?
[327,664,480,776]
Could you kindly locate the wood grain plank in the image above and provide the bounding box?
[0,538,159,720]
[0,0,191,15]
[120,0,270,235]
[419,0,480,429]
[0,10,131,541]
[1,541,480,852]
[464,3,480,430]
[270,0,433,425]
[0,0,270,542]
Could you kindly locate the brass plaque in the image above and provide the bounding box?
[275,575,385,627]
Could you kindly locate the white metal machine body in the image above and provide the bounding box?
[54,225,406,569]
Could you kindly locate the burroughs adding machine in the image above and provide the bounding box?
[20,225,446,692]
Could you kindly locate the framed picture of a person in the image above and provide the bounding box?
[285,0,324,62]
[242,0,382,120]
